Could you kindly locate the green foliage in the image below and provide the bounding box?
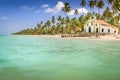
[13,0,120,35]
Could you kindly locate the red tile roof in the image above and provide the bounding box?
[94,20,110,26]
[94,20,118,29]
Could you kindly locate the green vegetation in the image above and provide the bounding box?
[13,0,120,35]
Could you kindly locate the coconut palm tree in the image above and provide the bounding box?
[96,0,104,14]
[60,17,66,34]
[95,13,101,20]
[112,0,120,14]
[74,9,79,18]
[109,17,118,26]
[40,21,43,26]
[107,0,114,6]
[116,14,120,23]
[37,23,41,29]
[88,0,97,13]
[58,16,62,22]
[45,20,51,34]
[80,0,86,16]
[62,2,71,18]
[51,16,55,26]
[113,14,120,27]
[85,12,94,20]
[66,16,70,23]
[101,7,113,22]
[79,15,86,31]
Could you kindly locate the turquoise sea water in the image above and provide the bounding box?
[0,35,120,80]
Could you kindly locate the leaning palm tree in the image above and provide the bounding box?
[62,2,71,34]
[97,0,104,14]
[79,15,85,31]
[111,0,120,14]
[40,21,43,26]
[62,2,71,18]
[101,7,113,22]
[58,16,62,22]
[88,0,96,14]
[45,20,51,34]
[95,13,101,20]
[51,16,55,26]
[85,12,94,20]
[74,9,79,18]
[107,0,114,6]
[113,14,120,27]
[80,0,86,16]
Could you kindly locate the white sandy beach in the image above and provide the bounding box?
[13,34,120,40]
[66,35,120,40]
[39,34,120,40]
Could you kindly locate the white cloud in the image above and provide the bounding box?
[41,4,49,8]
[34,10,41,14]
[67,8,88,15]
[1,17,9,20]
[45,8,53,13]
[44,1,64,13]
[21,5,35,10]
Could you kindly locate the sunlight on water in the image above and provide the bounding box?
[0,35,120,80]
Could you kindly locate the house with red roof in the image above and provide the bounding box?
[84,19,118,34]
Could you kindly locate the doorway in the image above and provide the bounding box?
[88,27,91,33]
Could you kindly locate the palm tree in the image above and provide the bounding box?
[74,9,79,18]
[95,13,101,20]
[79,15,85,31]
[107,0,114,6]
[62,2,71,18]
[85,12,94,20]
[109,17,118,26]
[96,0,104,14]
[45,20,51,34]
[112,0,120,14]
[88,0,96,14]
[66,16,70,23]
[60,17,66,34]
[80,0,86,16]
[37,23,41,29]
[116,14,120,23]
[62,2,71,34]
[51,16,55,26]
[101,7,113,22]
[40,21,43,26]
[113,14,120,27]
[57,16,63,33]
[58,16,62,22]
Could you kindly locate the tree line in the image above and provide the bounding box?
[13,0,120,35]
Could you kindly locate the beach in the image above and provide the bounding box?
[16,34,120,40]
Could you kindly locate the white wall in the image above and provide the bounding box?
[100,26,118,34]
[84,22,95,33]
[84,20,118,34]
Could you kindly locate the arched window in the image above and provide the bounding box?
[89,27,91,33]
[108,29,110,33]
[102,28,104,32]
[96,28,98,33]
[96,24,97,26]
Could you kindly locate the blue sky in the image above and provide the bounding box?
[0,0,100,34]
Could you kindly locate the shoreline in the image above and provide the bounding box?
[12,34,120,40]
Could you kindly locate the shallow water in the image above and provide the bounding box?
[0,35,120,80]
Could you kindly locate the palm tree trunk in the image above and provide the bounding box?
[82,7,84,16]
[99,8,100,14]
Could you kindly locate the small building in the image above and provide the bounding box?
[84,19,118,34]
